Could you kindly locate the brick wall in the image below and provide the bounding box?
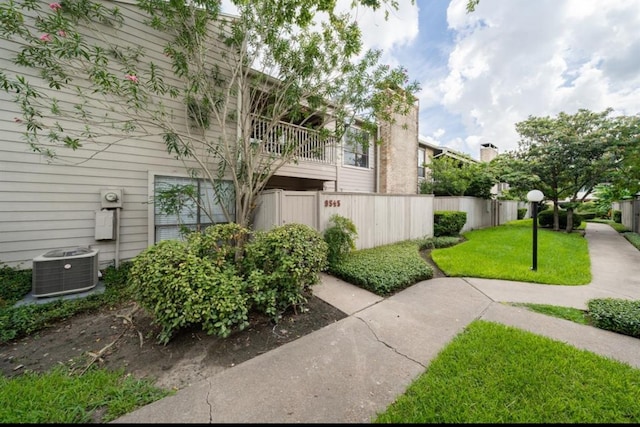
[378,102,419,194]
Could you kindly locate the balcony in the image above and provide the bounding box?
[251,115,337,165]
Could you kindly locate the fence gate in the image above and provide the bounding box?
[281,191,319,229]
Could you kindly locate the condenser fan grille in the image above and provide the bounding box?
[32,247,99,298]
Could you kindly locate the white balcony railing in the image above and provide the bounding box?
[251,115,336,164]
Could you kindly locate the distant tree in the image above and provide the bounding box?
[420,155,496,198]
[463,161,497,199]
[592,183,632,219]
[488,153,541,201]
[513,109,621,231]
[608,114,640,198]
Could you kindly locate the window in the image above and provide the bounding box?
[418,148,426,178]
[154,175,235,242]
[343,126,369,168]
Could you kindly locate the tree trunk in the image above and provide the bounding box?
[566,207,574,233]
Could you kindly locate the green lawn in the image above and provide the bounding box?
[374,320,640,423]
[431,219,591,285]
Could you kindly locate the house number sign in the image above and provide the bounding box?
[324,199,341,207]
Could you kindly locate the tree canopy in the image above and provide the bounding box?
[1,0,420,228]
[501,108,634,231]
[420,155,496,199]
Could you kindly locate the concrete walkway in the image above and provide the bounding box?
[112,222,640,423]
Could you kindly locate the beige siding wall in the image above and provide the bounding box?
[0,0,232,268]
[276,162,336,182]
[336,165,375,193]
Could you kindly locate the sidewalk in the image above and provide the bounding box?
[111,222,640,423]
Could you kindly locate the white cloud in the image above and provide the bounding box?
[223,0,640,160]
[435,0,640,154]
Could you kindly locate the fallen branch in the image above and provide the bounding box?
[79,303,142,375]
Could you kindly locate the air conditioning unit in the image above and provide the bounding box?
[32,247,99,298]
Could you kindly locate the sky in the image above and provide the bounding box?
[349,0,640,160]
[221,0,640,161]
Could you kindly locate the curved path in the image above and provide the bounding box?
[113,222,640,424]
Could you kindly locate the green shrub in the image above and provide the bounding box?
[517,208,527,220]
[416,236,463,250]
[128,239,249,344]
[623,232,640,250]
[613,210,622,223]
[433,211,467,237]
[330,242,432,296]
[579,212,597,220]
[243,223,328,318]
[537,209,583,229]
[323,214,358,267]
[187,223,251,266]
[588,298,640,339]
[0,264,32,308]
[101,261,132,287]
[0,285,129,344]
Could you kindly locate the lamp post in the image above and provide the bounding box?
[526,190,544,271]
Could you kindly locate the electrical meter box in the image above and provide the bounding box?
[100,189,123,208]
[95,209,115,240]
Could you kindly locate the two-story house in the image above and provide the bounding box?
[0,0,419,269]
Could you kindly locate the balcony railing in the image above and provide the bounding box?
[251,115,336,164]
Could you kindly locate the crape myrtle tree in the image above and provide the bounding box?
[0,0,422,229]
[512,108,623,232]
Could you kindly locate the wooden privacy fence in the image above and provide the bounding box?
[615,198,640,232]
[433,196,519,232]
[252,190,434,250]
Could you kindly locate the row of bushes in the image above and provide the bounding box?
[588,298,640,339]
[2,213,639,346]
[537,210,583,229]
[129,223,328,344]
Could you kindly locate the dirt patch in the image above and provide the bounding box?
[0,294,347,391]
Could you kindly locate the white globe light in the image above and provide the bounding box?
[526,190,544,202]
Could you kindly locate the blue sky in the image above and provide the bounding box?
[222,0,640,160]
[353,0,640,159]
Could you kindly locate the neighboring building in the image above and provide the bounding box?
[0,0,417,269]
[417,137,508,197]
[480,143,499,162]
[417,135,478,192]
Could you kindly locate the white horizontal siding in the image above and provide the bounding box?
[337,166,375,192]
[276,161,336,182]
[0,0,234,268]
